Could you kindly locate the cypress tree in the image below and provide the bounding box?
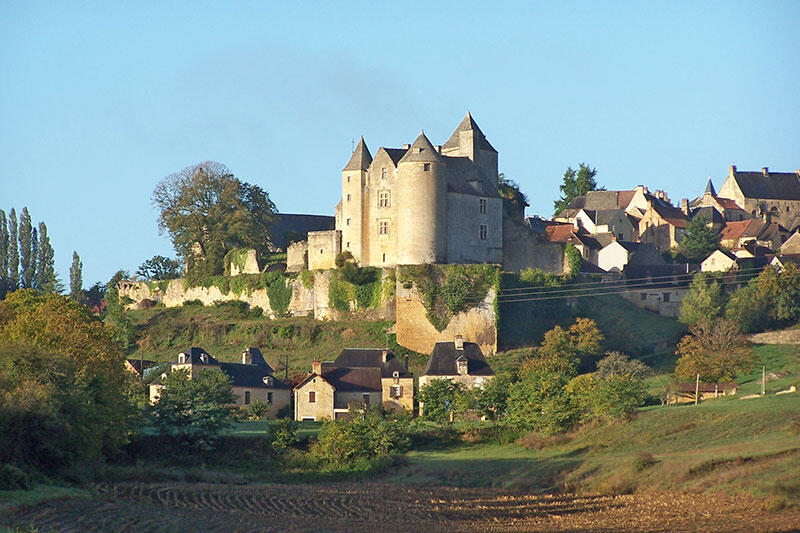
[19,207,36,289]
[0,210,7,299]
[35,222,58,293]
[70,251,83,301]
[8,208,19,292]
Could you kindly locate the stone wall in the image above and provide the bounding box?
[748,329,800,345]
[395,281,497,356]
[286,240,308,272]
[502,217,565,273]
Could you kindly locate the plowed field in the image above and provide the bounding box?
[3,482,799,532]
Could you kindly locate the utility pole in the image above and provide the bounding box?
[695,373,700,405]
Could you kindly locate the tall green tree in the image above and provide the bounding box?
[34,222,59,293]
[152,161,276,279]
[136,255,182,280]
[7,209,19,292]
[0,210,8,299]
[418,378,464,425]
[69,251,82,301]
[553,163,599,215]
[18,207,36,289]
[679,273,725,327]
[675,216,720,263]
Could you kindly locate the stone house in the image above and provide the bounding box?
[719,219,789,250]
[597,241,663,273]
[700,249,737,273]
[149,347,290,418]
[293,348,413,421]
[638,201,690,252]
[716,166,800,232]
[570,208,636,242]
[779,232,800,255]
[417,336,495,414]
[685,179,748,223]
[621,264,694,317]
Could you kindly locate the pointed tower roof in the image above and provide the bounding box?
[704,178,716,196]
[342,137,372,171]
[442,111,497,152]
[398,131,442,164]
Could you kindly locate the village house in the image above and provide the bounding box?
[700,249,737,273]
[417,336,495,414]
[149,347,291,417]
[684,178,748,223]
[716,165,800,232]
[125,358,156,378]
[621,264,694,317]
[719,218,789,250]
[638,201,690,253]
[597,241,663,273]
[779,232,800,255]
[293,348,414,421]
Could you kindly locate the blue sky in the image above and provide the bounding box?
[1,1,798,286]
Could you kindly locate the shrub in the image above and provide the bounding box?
[632,450,658,471]
[269,418,299,452]
[247,398,270,420]
[0,463,33,490]
[183,299,203,307]
[301,269,314,289]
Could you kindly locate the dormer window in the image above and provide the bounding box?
[263,376,273,387]
[393,370,399,379]
[456,356,468,376]
[178,353,185,363]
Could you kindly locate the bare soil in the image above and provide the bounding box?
[3,482,799,532]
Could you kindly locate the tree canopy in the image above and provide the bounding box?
[137,255,182,280]
[679,273,725,327]
[674,216,720,263]
[152,161,276,279]
[553,163,599,215]
[674,318,754,382]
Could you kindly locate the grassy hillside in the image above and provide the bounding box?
[125,304,428,375]
[393,344,800,507]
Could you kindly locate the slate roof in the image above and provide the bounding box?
[577,232,615,250]
[398,132,442,163]
[270,213,335,250]
[421,341,494,377]
[731,170,800,201]
[651,203,690,228]
[343,137,373,171]
[691,206,724,225]
[442,156,500,198]
[242,347,273,373]
[704,178,716,196]
[218,362,290,389]
[442,111,497,153]
[382,148,408,166]
[568,191,620,211]
[333,348,412,378]
[179,347,218,365]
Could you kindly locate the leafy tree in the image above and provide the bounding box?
[539,317,604,371]
[674,319,754,382]
[497,173,529,219]
[69,251,82,301]
[150,367,236,450]
[418,378,464,425]
[507,354,577,434]
[725,276,775,333]
[476,372,511,420]
[774,263,800,323]
[83,282,106,311]
[103,270,135,350]
[18,207,36,289]
[152,161,276,279]
[35,222,59,293]
[7,208,18,292]
[674,216,720,263]
[269,418,299,452]
[0,290,132,470]
[553,163,599,215]
[564,242,582,279]
[0,210,7,299]
[136,255,182,281]
[679,273,725,327]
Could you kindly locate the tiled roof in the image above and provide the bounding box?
[617,190,636,209]
[442,112,497,153]
[545,224,578,243]
[720,219,766,242]
[421,341,494,377]
[343,137,373,171]
[780,232,800,254]
[732,170,800,201]
[716,198,743,210]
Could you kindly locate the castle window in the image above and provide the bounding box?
[346,218,351,226]
[267,392,273,405]
[379,221,389,235]
[479,198,487,214]
[379,191,390,208]
[244,391,251,405]
[347,176,350,183]
[423,163,431,171]
[346,242,350,248]
[309,391,316,403]
[479,224,488,240]
[382,253,386,262]
[347,193,351,202]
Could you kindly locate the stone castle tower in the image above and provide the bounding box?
[334,112,503,267]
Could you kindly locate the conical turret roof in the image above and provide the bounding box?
[398,131,442,164]
[442,111,497,152]
[704,178,716,196]
[343,137,373,171]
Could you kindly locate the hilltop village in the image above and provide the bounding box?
[117,112,800,420]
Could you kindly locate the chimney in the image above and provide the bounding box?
[762,167,769,176]
[435,145,442,154]
[404,355,409,370]
[242,349,251,365]
[680,198,689,216]
[454,335,464,351]
[729,164,737,173]
[381,349,388,363]
[312,360,322,375]
[403,143,411,149]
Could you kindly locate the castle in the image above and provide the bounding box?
[289,113,516,270]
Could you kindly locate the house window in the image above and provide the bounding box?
[267,392,273,405]
[378,191,390,208]
[362,393,370,405]
[640,293,647,301]
[479,224,488,240]
[618,233,624,240]
[423,163,431,171]
[347,193,351,202]
[244,391,251,405]
[390,385,402,398]
[479,198,487,214]
[663,293,671,303]
[346,218,351,226]
[379,221,389,235]
[381,167,387,179]
[309,391,316,403]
